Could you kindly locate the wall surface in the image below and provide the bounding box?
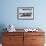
[0,0,46,30]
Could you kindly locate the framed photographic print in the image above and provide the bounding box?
[17,7,34,20]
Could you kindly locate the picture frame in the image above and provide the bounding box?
[17,7,34,20]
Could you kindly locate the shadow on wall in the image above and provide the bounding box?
[0,24,7,43]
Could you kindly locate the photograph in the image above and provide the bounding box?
[0,0,45,46]
[17,7,34,20]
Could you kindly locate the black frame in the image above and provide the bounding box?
[17,7,34,20]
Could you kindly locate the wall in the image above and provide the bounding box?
[0,0,46,29]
